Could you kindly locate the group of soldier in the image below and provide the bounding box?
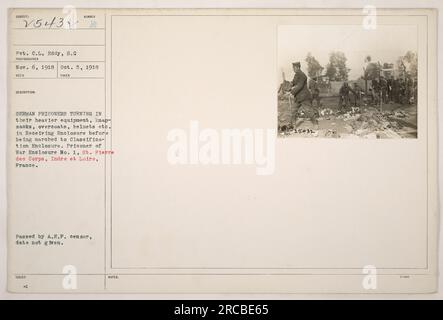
[284,61,417,127]
[370,76,417,106]
[323,76,417,110]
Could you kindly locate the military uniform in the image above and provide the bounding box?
[290,66,315,125]
[398,79,406,104]
[352,83,363,107]
[338,82,355,111]
[309,78,321,108]
[392,79,400,103]
[388,77,396,102]
[291,69,312,104]
[372,79,381,105]
[380,77,388,103]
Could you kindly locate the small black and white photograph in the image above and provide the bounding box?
[278,25,418,138]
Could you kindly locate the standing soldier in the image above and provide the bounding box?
[392,77,400,103]
[380,76,388,103]
[309,77,322,108]
[290,62,314,127]
[387,76,394,103]
[367,88,375,105]
[338,82,355,112]
[372,78,381,106]
[398,78,406,104]
[352,83,363,108]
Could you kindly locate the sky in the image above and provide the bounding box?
[278,25,417,81]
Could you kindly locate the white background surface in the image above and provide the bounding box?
[0,0,442,299]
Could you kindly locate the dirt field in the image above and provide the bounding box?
[277,94,417,139]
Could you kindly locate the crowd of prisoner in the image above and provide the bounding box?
[281,62,417,127]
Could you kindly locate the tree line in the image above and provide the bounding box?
[304,51,418,82]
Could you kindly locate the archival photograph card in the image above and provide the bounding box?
[7,8,438,293]
[277,24,418,138]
